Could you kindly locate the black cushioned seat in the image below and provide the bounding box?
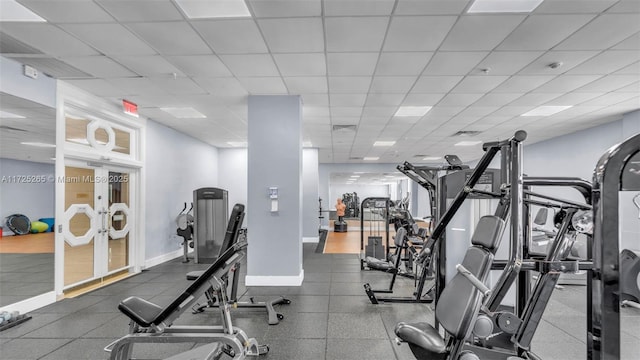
[395,322,446,353]
[119,297,164,328]
[186,271,202,281]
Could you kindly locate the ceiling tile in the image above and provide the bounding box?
[507,93,562,107]
[330,107,362,117]
[451,76,509,93]
[586,92,639,107]
[555,14,640,50]
[457,106,500,118]
[492,75,555,93]
[324,0,395,16]
[545,92,603,106]
[412,76,464,93]
[375,52,433,75]
[303,106,330,117]
[395,0,470,15]
[20,0,114,23]
[531,75,602,93]
[64,79,123,97]
[328,76,372,93]
[149,77,206,95]
[329,94,367,107]
[96,0,184,22]
[440,15,526,51]
[61,23,158,55]
[301,94,329,106]
[107,77,166,96]
[436,93,483,107]
[192,77,247,96]
[613,61,640,75]
[490,106,536,117]
[614,82,640,93]
[258,18,324,53]
[125,22,211,55]
[423,52,488,75]
[472,93,524,106]
[565,50,640,75]
[325,17,389,52]
[498,15,595,51]
[248,0,321,18]
[476,51,545,75]
[237,77,287,94]
[61,56,137,77]
[365,94,405,107]
[166,55,232,77]
[362,107,398,117]
[369,76,416,93]
[383,16,456,51]
[606,0,640,13]
[10,56,91,78]
[113,55,184,77]
[402,93,446,106]
[193,20,268,54]
[327,53,379,76]
[613,32,640,50]
[518,50,599,75]
[534,0,618,14]
[0,23,99,56]
[219,54,279,76]
[284,77,327,94]
[273,53,326,76]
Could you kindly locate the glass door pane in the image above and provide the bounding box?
[63,166,96,286]
[107,171,129,272]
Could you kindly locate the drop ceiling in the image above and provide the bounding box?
[0,0,638,164]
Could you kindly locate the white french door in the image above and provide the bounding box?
[62,161,134,288]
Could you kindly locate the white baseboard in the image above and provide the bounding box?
[245,269,304,286]
[303,236,319,243]
[145,248,184,269]
[0,291,56,313]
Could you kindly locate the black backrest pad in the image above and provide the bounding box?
[470,215,505,253]
[153,204,246,325]
[394,227,407,247]
[217,204,245,257]
[435,215,505,339]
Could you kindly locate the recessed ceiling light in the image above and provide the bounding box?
[422,156,441,161]
[373,141,396,147]
[175,0,251,19]
[454,141,482,147]
[303,141,313,147]
[350,175,360,178]
[160,107,206,118]
[521,106,572,117]
[467,0,544,13]
[364,157,379,161]
[354,172,365,174]
[21,141,56,148]
[384,175,395,178]
[227,141,247,147]
[0,0,46,22]
[0,110,25,118]
[394,106,432,117]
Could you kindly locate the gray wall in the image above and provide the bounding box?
[218,148,248,215]
[0,158,55,234]
[302,149,319,239]
[0,56,55,108]
[247,95,303,280]
[144,120,219,260]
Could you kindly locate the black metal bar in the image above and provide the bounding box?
[523,177,592,204]
[523,190,592,210]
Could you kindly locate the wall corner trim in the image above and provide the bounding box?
[245,270,304,287]
[302,236,319,243]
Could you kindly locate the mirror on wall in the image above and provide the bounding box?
[0,91,56,307]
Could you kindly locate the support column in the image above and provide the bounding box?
[302,148,319,243]
[246,95,303,286]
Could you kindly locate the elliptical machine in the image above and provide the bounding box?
[176,202,194,263]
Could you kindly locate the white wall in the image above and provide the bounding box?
[0,159,55,234]
[218,148,248,212]
[144,120,219,260]
[302,149,319,239]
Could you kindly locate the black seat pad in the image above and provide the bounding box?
[118,296,164,327]
[365,256,394,271]
[395,322,446,354]
[186,270,204,281]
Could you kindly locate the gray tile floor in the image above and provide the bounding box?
[1,244,638,359]
[0,253,54,307]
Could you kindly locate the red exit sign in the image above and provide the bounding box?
[122,99,138,117]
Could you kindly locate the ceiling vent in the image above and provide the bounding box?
[452,130,481,137]
[0,125,27,132]
[332,124,357,132]
[413,154,427,158]
[349,156,363,160]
